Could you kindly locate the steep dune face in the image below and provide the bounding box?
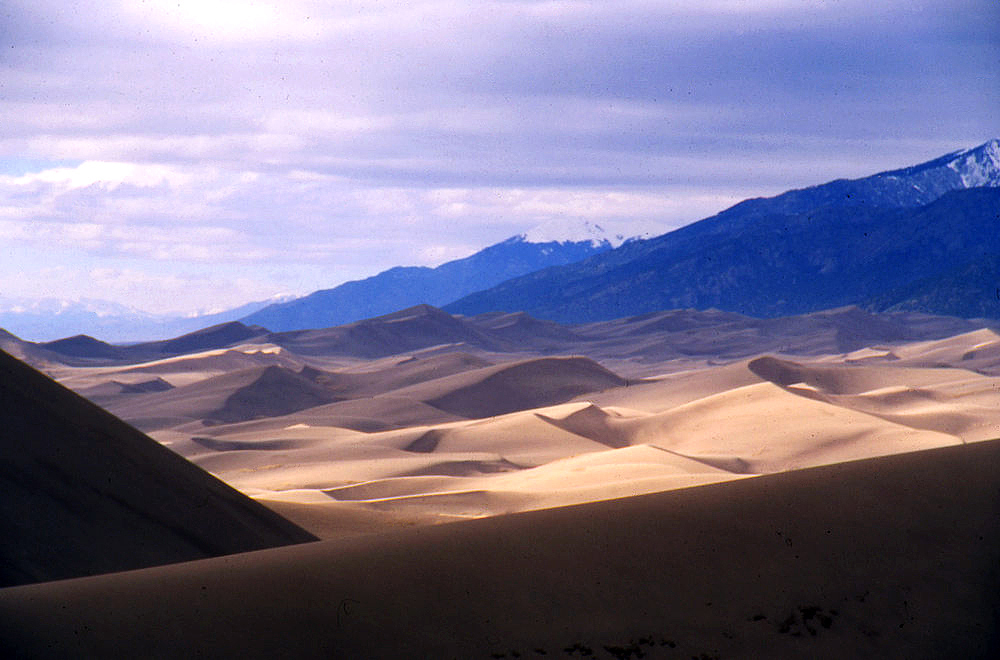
[465,310,587,348]
[211,366,343,423]
[345,352,495,392]
[76,377,175,407]
[748,354,1000,440]
[623,381,958,473]
[0,350,315,588]
[535,403,632,449]
[748,355,945,394]
[300,351,495,398]
[890,327,1000,374]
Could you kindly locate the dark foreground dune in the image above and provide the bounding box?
[0,349,316,588]
[2,438,998,659]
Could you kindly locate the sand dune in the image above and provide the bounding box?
[750,355,1000,440]
[624,381,958,473]
[2,439,998,659]
[16,309,1000,552]
[79,331,999,532]
[5,306,1000,657]
[51,343,307,403]
[466,310,588,347]
[293,395,465,430]
[323,442,746,515]
[145,320,268,357]
[0,349,314,588]
[104,364,350,430]
[40,333,124,361]
[78,375,174,397]
[0,328,65,369]
[335,351,495,391]
[396,356,626,418]
[139,357,965,528]
[273,304,508,357]
[75,376,175,407]
[293,351,497,400]
[891,327,1000,373]
[91,349,498,431]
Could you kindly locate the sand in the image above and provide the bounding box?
[138,352,994,529]
[0,349,315,588]
[1,439,998,658]
[29,311,1000,535]
[3,306,1000,656]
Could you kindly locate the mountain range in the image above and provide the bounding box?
[2,140,998,342]
[0,227,622,342]
[446,139,1000,323]
[0,296,289,344]
[239,229,623,332]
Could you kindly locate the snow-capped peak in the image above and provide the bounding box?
[520,219,635,248]
[946,138,1000,188]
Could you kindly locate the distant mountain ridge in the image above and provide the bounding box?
[6,141,998,340]
[240,231,624,332]
[446,139,1000,323]
[0,295,291,343]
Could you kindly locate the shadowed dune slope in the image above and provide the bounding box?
[40,334,124,361]
[0,350,316,588]
[292,351,495,400]
[272,304,507,358]
[148,321,268,356]
[397,356,626,418]
[333,351,495,395]
[211,366,343,423]
[107,365,342,429]
[1,439,998,658]
[76,377,175,407]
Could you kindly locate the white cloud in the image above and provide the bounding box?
[6,161,192,190]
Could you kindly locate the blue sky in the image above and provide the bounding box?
[1,0,997,314]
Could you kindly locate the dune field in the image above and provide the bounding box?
[32,306,1000,536]
[2,305,1000,657]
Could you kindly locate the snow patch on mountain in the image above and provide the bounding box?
[946,138,1000,188]
[520,219,640,248]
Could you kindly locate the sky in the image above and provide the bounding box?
[1,0,998,315]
